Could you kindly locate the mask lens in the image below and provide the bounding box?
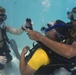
[72,12,76,20]
[0,14,7,22]
[67,11,76,21]
[67,12,73,19]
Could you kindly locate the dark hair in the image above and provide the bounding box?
[55,20,67,36]
[72,7,76,12]
[0,6,6,13]
[55,20,66,24]
[54,20,68,41]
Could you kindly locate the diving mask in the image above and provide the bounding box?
[67,11,76,21]
[0,14,7,23]
[41,23,67,40]
[44,23,66,33]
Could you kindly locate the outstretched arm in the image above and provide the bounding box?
[6,18,33,35]
[26,30,76,59]
[20,46,36,75]
[6,26,24,35]
[39,35,76,59]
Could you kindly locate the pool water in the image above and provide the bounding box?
[0,0,76,75]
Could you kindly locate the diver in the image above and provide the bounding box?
[21,7,76,75]
[66,7,76,41]
[66,6,76,75]
[0,6,33,70]
[19,7,76,75]
[20,19,73,75]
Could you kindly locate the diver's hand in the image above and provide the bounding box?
[0,56,7,65]
[26,30,42,41]
[21,46,30,56]
[22,18,33,30]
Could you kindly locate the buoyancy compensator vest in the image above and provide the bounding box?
[0,23,12,70]
[25,22,76,75]
[25,39,76,75]
[0,23,10,44]
[0,23,20,60]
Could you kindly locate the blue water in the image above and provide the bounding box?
[0,0,76,48]
[0,0,76,75]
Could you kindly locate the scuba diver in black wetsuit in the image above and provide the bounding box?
[20,7,76,75]
[20,19,72,75]
[0,6,33,70]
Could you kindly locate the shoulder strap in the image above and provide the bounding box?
[25,43,40,62]
[1,25,10,44]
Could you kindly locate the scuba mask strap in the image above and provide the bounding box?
[45,23,66,33]
[56,31,65,40]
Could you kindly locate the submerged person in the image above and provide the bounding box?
[20,19,73,75]
[66,7,76,39]
[20,7,76,75]
[0,6,33,70]
[65,6,76,75]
